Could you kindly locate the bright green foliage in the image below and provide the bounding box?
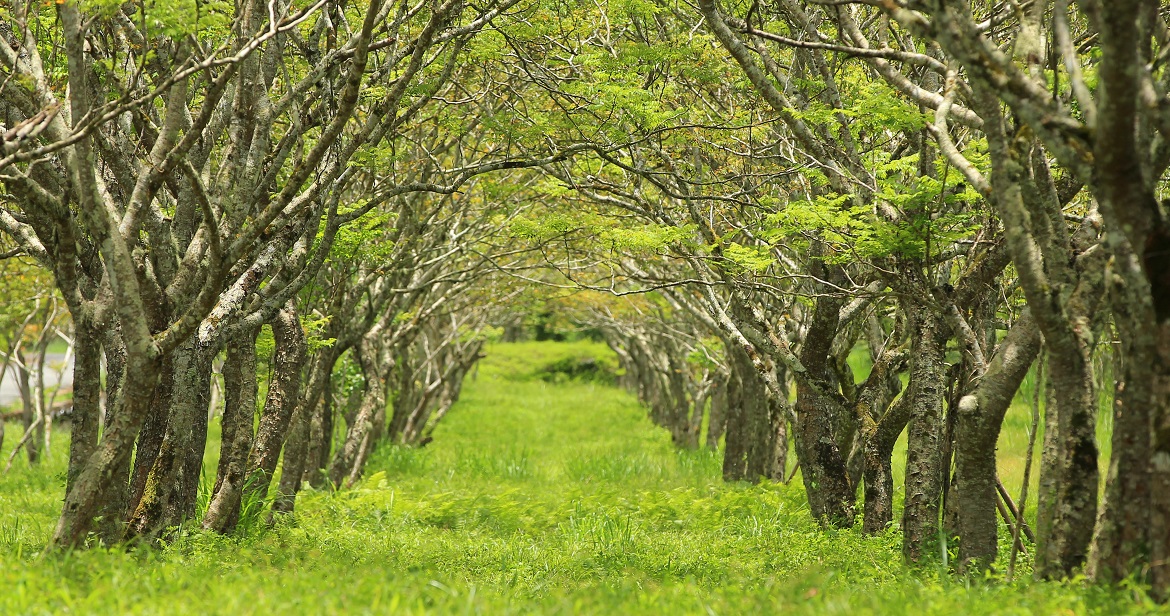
[0,342,1159,614]
[600,224,695,254]
[326,207,397,264]
[79,0,232,40]
[301,313,337,353]
[765,183,981,263]
[722,241,776,272]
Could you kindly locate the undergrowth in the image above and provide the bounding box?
[0,341,1161,614]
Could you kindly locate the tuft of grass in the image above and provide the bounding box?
[0,341,1161,614]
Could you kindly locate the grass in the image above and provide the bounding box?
[0,340,1161,614]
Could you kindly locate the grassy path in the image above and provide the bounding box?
[0,341,1153,614]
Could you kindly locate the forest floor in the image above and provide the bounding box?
[0,341,1160,614]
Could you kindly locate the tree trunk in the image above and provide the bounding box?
[330,361,388,487]
[16,350,38,464]
[766,388,789,481]
[667,352,699,449]
[902,303,947,563]
[707,379,727,448]
[304,371,335,489]
[51,338,161,548]
[721,360,748,481]
[863,395,910,534]
[125,351,177,520]
[203,325,260,534]
[272,348,334,516]
[793,287,854,528]
[94,325,129,544]
[971,85,1103,580]
[270,394,313,517]
[242,302,307,505]
[1034,342,1100,578]
[126,337,217,540]
[66,321,102,494]
[954,313,1041,571]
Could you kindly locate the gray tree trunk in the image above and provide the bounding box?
[242,302,308,505]
[954,313,1041,571]
[203,325,260,534]
[901,303,948,563]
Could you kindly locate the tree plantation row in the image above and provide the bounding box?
[0,0,1168,603]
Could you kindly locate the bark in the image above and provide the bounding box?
[855,337,910,535]
[66,321,102,494]
[94,324,129,544]
[721,344,783,481]
[203,325,260,534]
[721,360,749,481]
[270,394,313,517]
[16,350,38,463]
[707,378,727,448]
[304,372,335,489]
[51,341,161,547]
[1035,344,1100,578]
[971,86,1102,579]
[863,395,909,534]
[330,346,388,487]
[242,302,307,504]
[30,337,49,460]
[1082,0,1168,593]
[125,352,178,520]
[51,1,167,548]
[272,348,334,515]
[1148,319,1170,600]
[1087,197,1161,589]
[954,312,1042,571]
[901,302,948,563]
[793,286,854,527]
[666,351,700,449]
[765,387,789,481]
[126,338,217,541]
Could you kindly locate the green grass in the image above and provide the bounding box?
[0,341,1161,614]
